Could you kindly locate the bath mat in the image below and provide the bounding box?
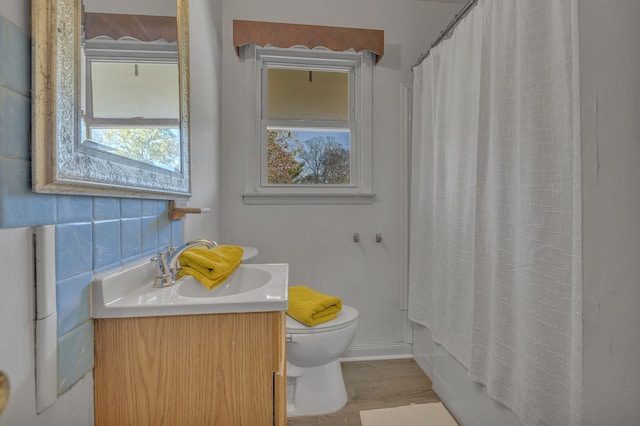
[360,402,458,426]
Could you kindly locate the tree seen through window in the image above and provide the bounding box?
[91,127,181,172]
[267,128,350,185]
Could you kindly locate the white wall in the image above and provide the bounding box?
[220,0,461,356]
[580,0,640,424]
[182,0,223,242]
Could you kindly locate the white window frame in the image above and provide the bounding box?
[243,46,375,205]
[82,40,179,137]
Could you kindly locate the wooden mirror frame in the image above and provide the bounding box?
[31,0,191,199]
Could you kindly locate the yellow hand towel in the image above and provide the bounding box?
[176,245,244,290]
[287,286,342,327]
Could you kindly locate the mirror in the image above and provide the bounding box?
[32,0,191,199]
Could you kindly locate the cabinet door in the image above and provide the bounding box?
[272,311,287,426]
[95,312,282,426]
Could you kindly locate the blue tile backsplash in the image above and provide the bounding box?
[0,86,30,159]
[56,271,93,337]
[93,220,122,271]
[0,15,183,395]
[56,223,93,280]
[93,197,121,221]
[121,198,142,218]
[0,13,30,96]
[0,156,58,227]
[57,321,94,395]
[121,218,143,260]
[57,196,93,223]
[141,215,160,254]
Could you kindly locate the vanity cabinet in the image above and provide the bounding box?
[94,311,286,426]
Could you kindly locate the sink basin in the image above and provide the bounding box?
[177,267,272,298]
[92,259,288,318]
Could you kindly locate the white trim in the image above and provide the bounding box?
[242,192,375,205]
[243,46,374,204]
[358,50,374,195]
[400,83,411,312]
[401,83,413,344]
[341,342,413,360]
[34,225,58,413]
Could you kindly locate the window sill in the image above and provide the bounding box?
[242,192,376,205]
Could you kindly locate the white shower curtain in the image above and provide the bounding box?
[409,1,582,425]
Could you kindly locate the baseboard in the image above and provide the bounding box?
[340,343,413,361]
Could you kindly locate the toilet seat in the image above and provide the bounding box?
[286,305,358,334]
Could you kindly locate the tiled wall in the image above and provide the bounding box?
[0,14,182,395]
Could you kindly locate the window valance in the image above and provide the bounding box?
[233,20,384,64]
[84,13,177,43]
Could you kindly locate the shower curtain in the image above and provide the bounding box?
[408,1,582,425]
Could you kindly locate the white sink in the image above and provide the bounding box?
[240,246,259,261]
[177,267,272,298]
[92,259,288,318]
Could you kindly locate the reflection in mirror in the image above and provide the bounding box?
[31,0,191,199]
[82,12,180,172]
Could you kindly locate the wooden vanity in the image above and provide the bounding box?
[94,311,286,425]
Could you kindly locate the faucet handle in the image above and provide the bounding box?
[150,251,170,275]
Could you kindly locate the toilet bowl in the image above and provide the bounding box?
[285,305,359,417]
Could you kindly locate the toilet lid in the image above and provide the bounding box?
[286,305,359,334]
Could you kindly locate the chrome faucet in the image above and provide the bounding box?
[151,239,217,288]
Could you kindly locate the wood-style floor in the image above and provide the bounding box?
[287,358,442,426]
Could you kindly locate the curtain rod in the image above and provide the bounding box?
[411,0,479,70]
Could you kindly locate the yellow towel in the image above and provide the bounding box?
[176,245,244,290]
[287,286,342,327]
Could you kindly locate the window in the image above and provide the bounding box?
[244,47,375,204]
[81,40,181,172]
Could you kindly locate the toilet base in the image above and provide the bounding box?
[286,359,347,417]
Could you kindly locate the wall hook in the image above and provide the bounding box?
[376,233,383,243]
[353,233,360,243]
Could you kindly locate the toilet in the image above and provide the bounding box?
[285,305,359,417]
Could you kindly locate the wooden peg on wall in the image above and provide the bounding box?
[168,200,211,221]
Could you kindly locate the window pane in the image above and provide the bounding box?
[91,62,179,119]
[88,127,181,172]
[266,128,351,184]
[265,69,349,121]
